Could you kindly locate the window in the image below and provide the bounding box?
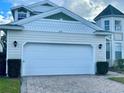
[104,20,110,31]
[18,12,27,20]
[115,43,122,59]
[106,42,111,59]
[115,20,121,31]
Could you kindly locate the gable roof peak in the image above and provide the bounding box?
[12,7,102,31]
[27,0,58,8]
[94,4,124,21]
[107,4,113,7]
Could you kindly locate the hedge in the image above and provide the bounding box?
[96,61,109,75]
[0,53,6,76]
[8,59,21,78]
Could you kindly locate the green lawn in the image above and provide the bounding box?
[0,78,20,93]
[109,77,124,84]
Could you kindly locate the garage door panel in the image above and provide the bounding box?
[22,43,94,76]
[24,67,93,75]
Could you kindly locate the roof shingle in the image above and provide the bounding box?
[94,5,124,21]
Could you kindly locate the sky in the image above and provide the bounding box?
[0,0,124,24]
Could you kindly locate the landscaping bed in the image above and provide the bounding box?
[110,59,124,74]
[0,78,20,93]
[109,67,124,74]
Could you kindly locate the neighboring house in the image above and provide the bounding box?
[0,41,3,53]
[0,34,3,53]
[0,0,110,76]
[0,33,6,76]
[94,5,124,66]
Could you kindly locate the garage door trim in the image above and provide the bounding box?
[21,42,96,76]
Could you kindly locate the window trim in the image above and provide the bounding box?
[106,42,111,59]
[115,43,122,59]
[18,12,27,20]
[104,20,110,31]
[115,20,121,31]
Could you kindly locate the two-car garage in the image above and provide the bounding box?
[0,1,107,77]
[22,43,95,76]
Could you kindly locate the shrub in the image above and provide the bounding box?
[96,61,109,75]
[8,59,21,78]
[114,59,124,69]
[0,53,6,76]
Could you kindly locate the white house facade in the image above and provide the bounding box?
[94,5,124,66]
[0,1,114,76]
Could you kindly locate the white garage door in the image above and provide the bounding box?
[22,43,95,76]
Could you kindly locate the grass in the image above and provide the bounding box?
[0,77,20,93]
[109,77,124,84]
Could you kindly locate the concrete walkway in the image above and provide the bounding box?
[21,72,124,93]
[107,71,124,77]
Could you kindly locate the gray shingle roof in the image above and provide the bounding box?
[94,5,124,21]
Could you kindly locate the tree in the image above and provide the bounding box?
[0,31,6,56]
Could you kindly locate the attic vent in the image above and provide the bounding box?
[44,12,78,21]
[42,3,53,6]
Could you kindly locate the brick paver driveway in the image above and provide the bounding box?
[21,74,124,93]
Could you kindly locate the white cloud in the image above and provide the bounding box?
[0,11,13,24]
[0,15,8,24]
[61,0,107,21]
[7,0,64,6]
[7,0,108,21]
[4,0,124,21]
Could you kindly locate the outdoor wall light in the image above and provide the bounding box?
[98,44,102,49]
[13,41,17,47]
